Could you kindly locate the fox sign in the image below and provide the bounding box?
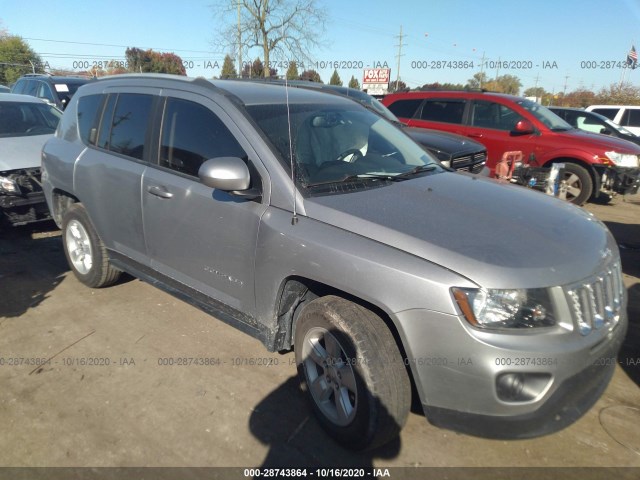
[363,68,391,85]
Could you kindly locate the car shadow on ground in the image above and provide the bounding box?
[602,221,640,389]
[0,222,69,319]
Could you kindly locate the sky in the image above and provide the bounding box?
[2,0,640,94]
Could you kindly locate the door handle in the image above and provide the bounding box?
[147,185,174,199]
[468,133,483,138]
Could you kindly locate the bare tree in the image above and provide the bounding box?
[211,0,327,78]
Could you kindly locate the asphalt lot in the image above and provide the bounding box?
[0,191,639,479]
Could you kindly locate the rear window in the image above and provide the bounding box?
[96,93,154,160]
[591,108,619,121]
[621,108,640,127]
[77,94,104,145]
[385,98,423,119]
[420,99,465,124]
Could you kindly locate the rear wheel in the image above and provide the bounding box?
[294,295,410,450]
[62,203,121,288]
[558,163,593,205]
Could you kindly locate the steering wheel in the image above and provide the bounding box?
[335,148,363,163]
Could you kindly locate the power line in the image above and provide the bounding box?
[21,37,215,54]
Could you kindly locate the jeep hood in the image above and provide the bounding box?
[0,134,51,171]
[303,172,616,289]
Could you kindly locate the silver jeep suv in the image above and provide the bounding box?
[41,74,627,450]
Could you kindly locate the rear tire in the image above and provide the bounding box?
[559,163,593,205]
[62,203,120,288]
[294,295,410,450]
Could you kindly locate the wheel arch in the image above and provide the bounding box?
[50,189,80,227]
[272,276,412,369]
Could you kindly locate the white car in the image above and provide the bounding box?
[585,105,640,136]
[0,93,61,226]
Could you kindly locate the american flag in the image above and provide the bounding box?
[627,45,638,69]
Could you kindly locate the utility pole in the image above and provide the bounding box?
[562,75,569,105]
[394,25,406,91]
[478,51,486,89]
[237,0,242,78]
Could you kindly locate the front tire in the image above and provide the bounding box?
[62,203,121,288]
[294,296,410,450]
[559,163,593,205]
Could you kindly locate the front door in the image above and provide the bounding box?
[142,93,267,317]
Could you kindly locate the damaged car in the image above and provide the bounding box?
[0,93,61,226]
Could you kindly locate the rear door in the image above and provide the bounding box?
[406,98,467,136]
[73,89,157,265]
[141,91,268,318]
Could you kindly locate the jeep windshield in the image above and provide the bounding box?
[245,103,442,193]
[516,98,573,131]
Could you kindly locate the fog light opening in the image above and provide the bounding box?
[496,372,552,402]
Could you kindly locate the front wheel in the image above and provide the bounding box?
[294,296,411,450]
[558,163,593,205]
[62,203,121,288]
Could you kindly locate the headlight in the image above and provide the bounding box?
[0,176,20,194]
[604,151,640,167]
[428,149,451,167]
[452,287,556,330]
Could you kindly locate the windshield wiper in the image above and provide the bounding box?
[304,173,398,187]
[393,164,438,178]
[304,166,438,188]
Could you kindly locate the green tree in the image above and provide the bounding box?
[348,75,360,89]
[388,80,407,93]
[299,69,322,83]
[211,0,327,78]
[0,34,43,85]
[286,61,299,80]
[125,48,186,75]
[466,72,488,89]
[220,54,237,79]
[328,69,342,86]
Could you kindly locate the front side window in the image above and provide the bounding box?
[471,101,524,131]
[159,98,246,177]
[419,99,465,124]
[107,93,154,160]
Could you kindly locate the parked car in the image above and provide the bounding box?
[383,90,640,204]
[0,93,61,226]
[0,85,10,93]
[249,80,488,174]
[42,74,627,449]
[11,74,93,110]
[550,106,640,146]
[586,105,640,136]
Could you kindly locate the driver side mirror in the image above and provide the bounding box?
[198,157,260,199]
[600,128,612,135]
[512,119,535,135]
